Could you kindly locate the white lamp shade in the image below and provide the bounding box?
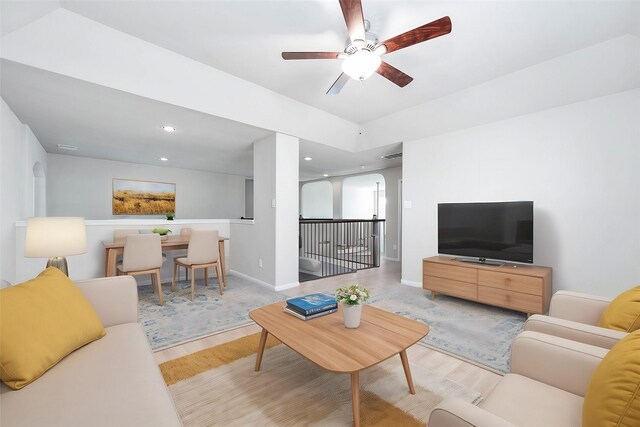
[341,50,382,81]
[25,217,87,258]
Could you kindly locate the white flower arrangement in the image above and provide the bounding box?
[335,284,371,306]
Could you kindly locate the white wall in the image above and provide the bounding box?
[381,167,402,261]
[402,89,640,297]
[24,127,47,216]
[47,154,245,220]
[0,99,25,282]
[342,173,385,219]
[244,179,254,218]
[0,98,47,283]
[301,181,333,219]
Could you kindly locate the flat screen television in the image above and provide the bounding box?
[438,201,533,264]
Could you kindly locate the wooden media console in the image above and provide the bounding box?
[422,256,552,316]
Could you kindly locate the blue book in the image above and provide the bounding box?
[284,307,338,321]
[286,293,337,315]
[286,303,336,317]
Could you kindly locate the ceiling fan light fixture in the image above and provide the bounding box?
[374,44,387,55]
[352,39,366,49]
[341,49,381,81]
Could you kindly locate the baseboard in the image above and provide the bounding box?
[401,279,422,288]
[228,269,300,292]
[274,281,300,291]
[228,269,275,291]
[383,256,400,262]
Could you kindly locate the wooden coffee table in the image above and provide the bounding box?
[249,302,429,427]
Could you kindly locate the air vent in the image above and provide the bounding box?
[57,144,78,151]
[381,152,402,160]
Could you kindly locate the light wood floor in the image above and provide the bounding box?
[154,260,502,398]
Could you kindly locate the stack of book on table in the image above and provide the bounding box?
[284,293,338,320]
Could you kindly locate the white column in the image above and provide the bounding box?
[273,133,299,289]
[230,132,299,290]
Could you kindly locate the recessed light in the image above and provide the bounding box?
[360,165,366,169]
[323,174,329,177]
[304,157,312,161]
[57,144,78,151]
[159,157,169,161]
[161,126,176,132]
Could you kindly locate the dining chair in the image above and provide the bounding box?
[172,229,223,300]
[114,229,167,260]
[175,227,192,281]
[113,229,139,266]
[113,229,138,242]
[117,233,165,305]
[138,229,169,261]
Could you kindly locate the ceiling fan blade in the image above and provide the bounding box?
[380,16,452,54]
[339,0,366,42]
[376,62,413,87]
[326,73,350,95]
[282,52,342,60]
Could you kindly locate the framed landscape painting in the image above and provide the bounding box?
[112,179,176,215]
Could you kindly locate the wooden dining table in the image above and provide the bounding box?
[102,234,229,284]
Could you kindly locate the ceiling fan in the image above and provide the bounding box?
[281,0,452,95]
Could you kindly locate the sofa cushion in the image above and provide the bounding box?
[480,373,583,427]
[0,268,106,390]
[0,323,181,427]
[583,330,640,427]
[598,286,640,332]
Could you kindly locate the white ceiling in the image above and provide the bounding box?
[0,1,59,36]
[0,59,401,179]
[0,59,269,176]
[58,0,640,124]
[0,1,638,180]
[298,140,401,181]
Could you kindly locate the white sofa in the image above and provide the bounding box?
[524,290,626,348]
[429,331,608,427]
[0,276,182,427]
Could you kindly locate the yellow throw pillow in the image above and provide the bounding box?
[0,268,106,389]
[598,286,640,332]
[583,330,640,427]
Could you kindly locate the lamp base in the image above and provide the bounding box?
[46,257,69,276]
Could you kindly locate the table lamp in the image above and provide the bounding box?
[24,217,87,276]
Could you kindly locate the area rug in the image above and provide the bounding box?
[160,333,482,426]
[138,275,285,350]
[141,276,524,371]
[370,287,526,373]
